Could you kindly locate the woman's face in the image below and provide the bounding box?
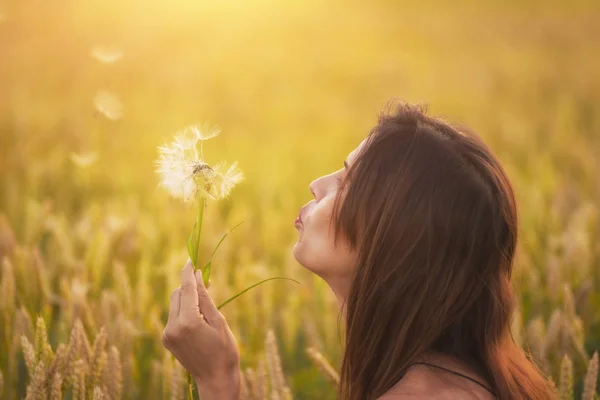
[292,139,366,283]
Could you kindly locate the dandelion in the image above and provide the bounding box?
[94,90,123,121]
[156,125,299,289]
[156,124,298,400]
[155,125,241,203]
[90,46,123,64]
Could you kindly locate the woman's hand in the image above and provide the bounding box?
[162,260,241,400]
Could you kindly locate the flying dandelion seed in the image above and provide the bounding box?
[90,46,123,64]
[155,125,243,203]
[94,90,123,120]
[70,152,98,168]
[70,278,89,300]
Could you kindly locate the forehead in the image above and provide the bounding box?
[347,138,368,165]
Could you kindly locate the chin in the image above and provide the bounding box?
[292,242,312,270]
[292,242,324,277]
[292,241,305,265]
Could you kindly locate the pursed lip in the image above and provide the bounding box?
[296,207,306,225]
[296,201,314,226]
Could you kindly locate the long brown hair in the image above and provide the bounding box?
[331,102,557,399]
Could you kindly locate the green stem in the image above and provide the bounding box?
[216,277,300,310]
[195,195,205,270]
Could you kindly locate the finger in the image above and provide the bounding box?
[179,259,200,319]
[167,287,180,323]
[195,269,223,326]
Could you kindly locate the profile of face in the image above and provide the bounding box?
[292,139,367,285]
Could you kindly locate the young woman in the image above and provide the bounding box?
[161,102,558,399]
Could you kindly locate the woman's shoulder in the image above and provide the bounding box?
[378,353,495,400]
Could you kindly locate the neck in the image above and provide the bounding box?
[323,274,350,315]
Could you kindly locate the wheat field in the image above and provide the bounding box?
[0,0,599,398]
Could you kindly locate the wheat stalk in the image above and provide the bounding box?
[21,335,37,377]
[0,369,4,399]
[544,310,563,357]
[50,373,63,400]
[306,347,340,385]
[162,353,174,400]
[265,329,286,399]
[256,357,268,400]
[34,316,53,367]
[64,320,83,387]
[0,214,16,260]
[559,355,573,400]
[72,359,88,400]
[302,313,324,352]
[106,345,123,400]
[1,258,15,349]
[582,351,599,400]
[16,306,34,341]
[244,367,258,400]
[88,327,108,390]
[25,361,46,400]
[93,386,104,400]
[77,319,93,364]
[240,370,250,400]
[48,343,67,386]
[169,360,185,400]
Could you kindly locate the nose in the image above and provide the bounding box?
[309,177,325,202]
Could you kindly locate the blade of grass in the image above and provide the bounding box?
[202,221,244,286]
[216,277,300,310]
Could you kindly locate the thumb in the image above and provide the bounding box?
[195,270,222,326]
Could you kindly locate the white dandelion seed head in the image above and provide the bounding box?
[156,125,242,203]
[94,90,123,120]
[90,46,123,64]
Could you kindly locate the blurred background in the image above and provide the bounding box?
[0,0,599,398]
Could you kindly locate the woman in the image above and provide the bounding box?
[161,102,558,399]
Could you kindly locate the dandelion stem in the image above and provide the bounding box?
[188,196,206,272]
[195,196,205,270]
